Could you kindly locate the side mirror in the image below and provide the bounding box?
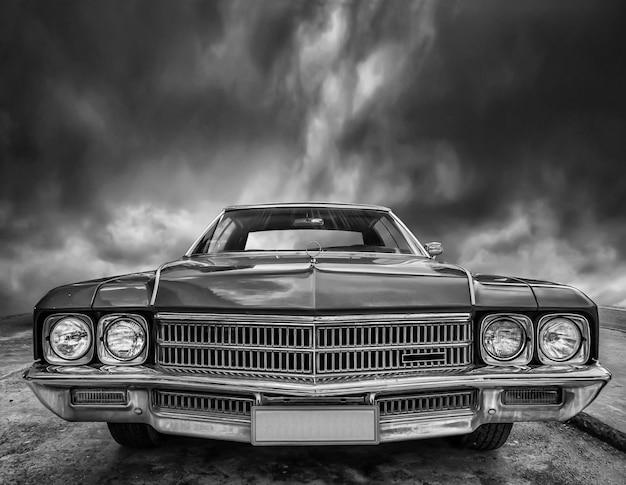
[424,242,443,257]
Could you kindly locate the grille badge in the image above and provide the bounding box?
[402,352,446,364]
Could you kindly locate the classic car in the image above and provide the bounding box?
[24,202,611,450]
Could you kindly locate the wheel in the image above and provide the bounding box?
[451,423,513,451]
[107,423,162,448]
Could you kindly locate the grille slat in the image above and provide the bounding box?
[378,390,476,417]
[152,389,475,421]
[502,387,562,405]
[153,389,253,417]
[156,313,472,379]
[71,389,127,406]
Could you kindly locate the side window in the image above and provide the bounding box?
[373,218,412,253]
[207,217,237,253]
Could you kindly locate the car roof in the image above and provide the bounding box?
[223,202,391,212]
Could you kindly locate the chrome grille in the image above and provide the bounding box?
[502,387,562,405]
[378,390,476,418]
[317,322,470,347]
[153,389,253,418]
[156,313,472,379]
[157,347,312,373]
[159,322,311,348]
[317,347,469,373]
[71,389,128,406]
[151,389,476,422]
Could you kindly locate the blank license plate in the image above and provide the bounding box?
[252,406,379,445]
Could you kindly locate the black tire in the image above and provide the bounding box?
[452,423,513,451]
[107,423,162,448]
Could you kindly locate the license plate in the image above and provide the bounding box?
[252,406,379,445]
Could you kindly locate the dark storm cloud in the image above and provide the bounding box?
[344,1,626,235]
[1,1,219,232]
[1,0,625,315]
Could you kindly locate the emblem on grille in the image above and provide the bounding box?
[402,352,446,365]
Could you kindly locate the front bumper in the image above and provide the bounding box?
[24,363,611,444]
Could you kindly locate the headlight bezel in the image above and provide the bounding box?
[97,313,149,365]
[480,314,533,366]
[537,314,589,365]
[43,314,95,365]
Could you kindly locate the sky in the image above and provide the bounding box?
[1,0,626,315]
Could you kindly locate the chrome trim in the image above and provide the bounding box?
[224,202,391,212]
[154,313,473,378]
[150,261,167,306]
[90,275,124,308]
[184,210,225,257]
[537,314,590,365]
[378,389,476,419]
[23,362,611,397]
[476,281,529,287]
[501,387,561,406]
[305,241,322,263]
[24,364,611,444]
[458,267,476,306]
[312,316,318,379]
[153,389,253,418]
[156,312,471,323]
[528,283,574,288]
[71,388,128,406]
[387,210,428,256]
[187,206,423,258]
[150,258,200,306]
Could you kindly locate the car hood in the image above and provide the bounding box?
[153,253,473,311]
[36,254,595,312]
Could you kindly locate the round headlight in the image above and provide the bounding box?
[540,317,581,361]
[50,316,92,360]
[483,318,525,360]
[104,317,146,361]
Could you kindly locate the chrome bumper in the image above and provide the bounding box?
[23,363,611,444]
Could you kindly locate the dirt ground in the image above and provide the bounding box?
[2,314,625,485]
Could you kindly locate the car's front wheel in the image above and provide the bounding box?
[451,423,513,451]
[107,423,162,448]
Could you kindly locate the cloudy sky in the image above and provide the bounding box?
[1,0,625,315]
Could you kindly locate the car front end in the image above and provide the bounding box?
[24,203,611,449]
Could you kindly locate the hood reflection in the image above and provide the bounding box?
[155,253,472,310]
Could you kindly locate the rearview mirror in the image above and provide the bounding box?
[293,217,324,227]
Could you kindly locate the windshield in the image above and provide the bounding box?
[191,207,420,255]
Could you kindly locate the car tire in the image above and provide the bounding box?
[452,423,513,451]
[107,423,162,448]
